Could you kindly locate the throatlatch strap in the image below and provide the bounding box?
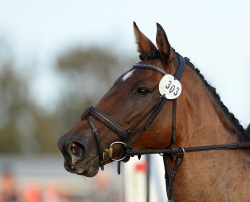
[172,99,177,143]
[174,53,185,81]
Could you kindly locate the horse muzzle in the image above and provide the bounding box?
[58,135,100,177]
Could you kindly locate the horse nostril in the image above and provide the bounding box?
[67,141,86,160]
[71,143,81,156]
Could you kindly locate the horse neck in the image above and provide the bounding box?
[169,65,250,201]
[176,66,240,147]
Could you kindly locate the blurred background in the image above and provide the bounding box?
[0,0,249,201]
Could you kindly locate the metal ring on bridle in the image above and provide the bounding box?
[109,141,127,162]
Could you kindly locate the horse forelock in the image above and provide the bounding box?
[139,50,160,61]
[184,57,250,142]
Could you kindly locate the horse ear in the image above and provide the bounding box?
[156,23,175,62]
[133,22,157,53]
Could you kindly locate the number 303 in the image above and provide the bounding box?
[165,81,180,96]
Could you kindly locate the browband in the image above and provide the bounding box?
[132,52,185,81]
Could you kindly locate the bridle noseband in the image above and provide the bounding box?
[81,52,185,171]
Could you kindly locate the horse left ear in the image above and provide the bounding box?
[133,22,157,54]
[156,23,175,63]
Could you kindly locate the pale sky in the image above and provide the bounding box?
[0,0,249,127]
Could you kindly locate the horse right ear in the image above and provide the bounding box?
[133,22,157,54]
[156,23,175,63]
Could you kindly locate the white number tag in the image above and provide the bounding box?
[159,74,182,99]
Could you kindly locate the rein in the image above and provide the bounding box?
[126,142,250,156]
[125,142,250,201]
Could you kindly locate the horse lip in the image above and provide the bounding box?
[64,154,100,177]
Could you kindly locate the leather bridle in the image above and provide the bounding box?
[81,52,184,165]
[80,52,250,201]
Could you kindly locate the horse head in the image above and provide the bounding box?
[58,22,186,177]
[57,22,250,202]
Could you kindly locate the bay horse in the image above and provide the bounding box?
[58,22,250,201]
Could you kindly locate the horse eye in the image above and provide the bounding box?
[136,88,151,96]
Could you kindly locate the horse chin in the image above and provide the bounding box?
[64,156,100,177]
